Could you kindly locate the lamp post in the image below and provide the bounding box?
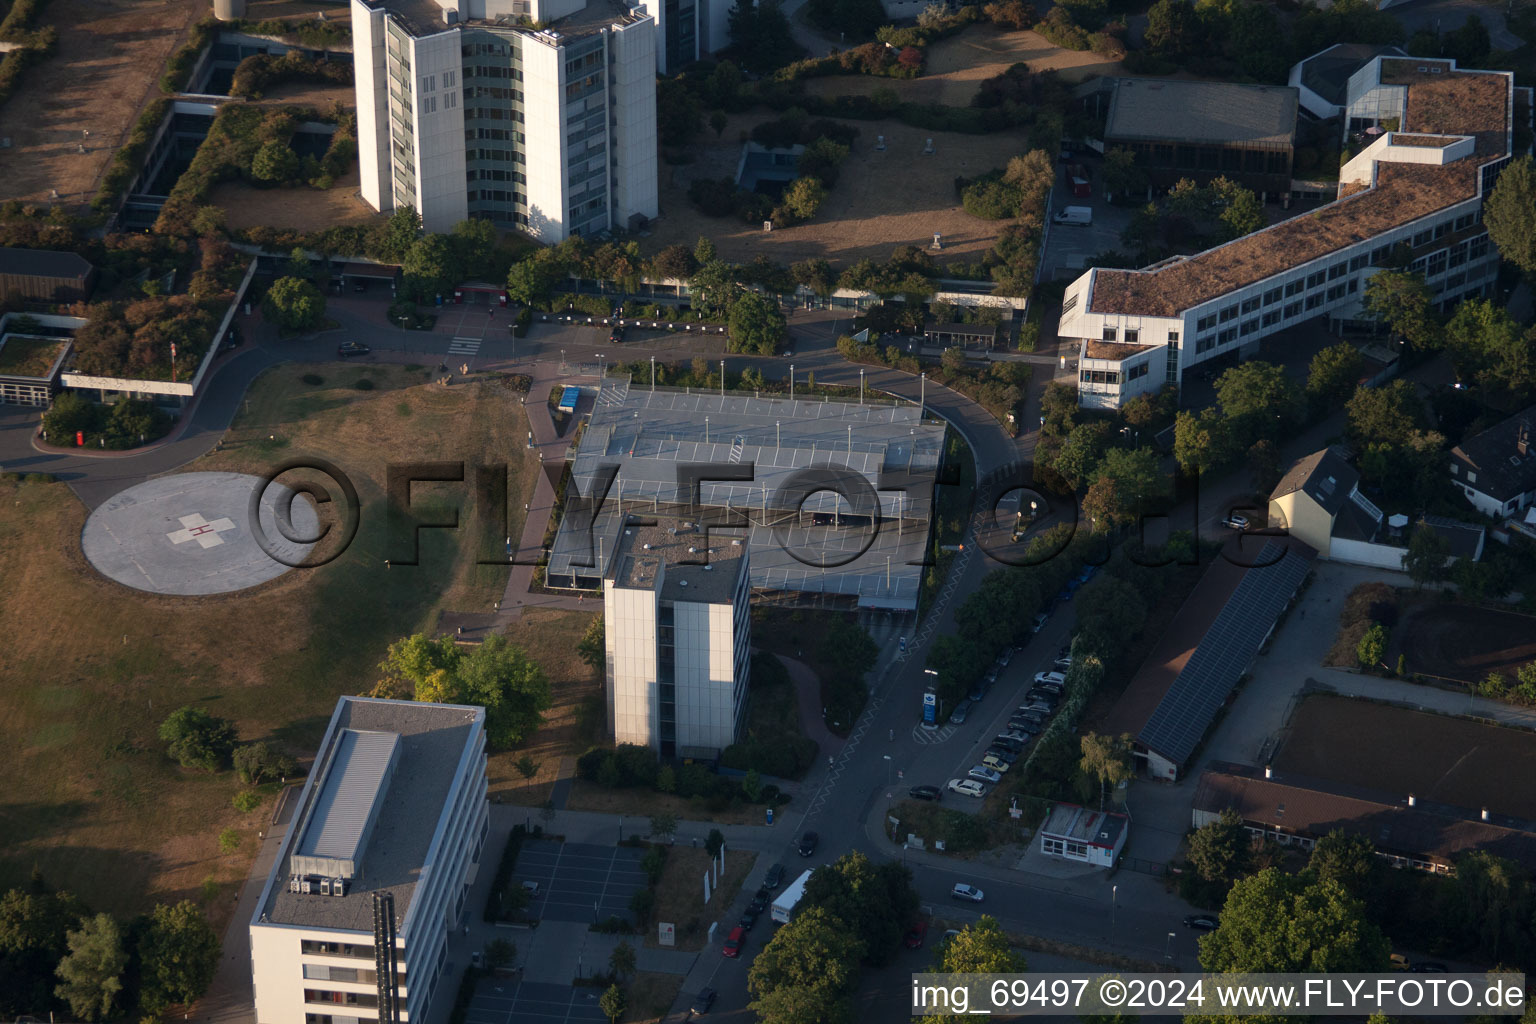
[1111,884,1117,930]
[919,372,926,417]
[859,368,865,405]
[560,348,566,371]
[650,355,655,389]
[720,358,726,399]
[705,416,710,444]
[790,364,795,401]
[1165,931,1175,960]
[883,754,892,787]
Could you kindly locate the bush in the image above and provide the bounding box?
[158,706,237,772]
[961,177,1023,219]
[1035,6,1092,49]
[232,791,262,813]
[484,826,527,922]
[354,378,375,391]
[301,373,324,386]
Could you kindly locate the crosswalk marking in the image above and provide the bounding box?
[448,337,481,355]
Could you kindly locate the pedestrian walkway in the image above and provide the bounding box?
[449,337,482,356]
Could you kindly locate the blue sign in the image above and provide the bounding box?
[899,636,907,653]
[922,690,937,724]
[766,807,774,825]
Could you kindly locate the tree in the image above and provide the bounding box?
[0,879,88,1017]
[1356,622,1388,670]
[1212,178,1265,240]
[748,906,863,1018]
[1446,299,1536,397]
[485,937,516,968]
[514,755,538,781]
[1214,361,1302,443]
[1346,379,1424,447]
[599,983,626,1023]
[1307,830,1379,897]
[1486,155,1536,281]
[506,257,557,307]
[371,206,422,262]
[249,141,300,184]
[1054,422,1111,489]
[649,814,677,843]
[1082,476,1127,533]
[1200,869,1391,972]
[450,218,501,280]
[1404,524,1451,588]
[218,828,240,854]
[1102,147,1144,200]
[791,258,835,296]
[137,901,220,1012]
[650,244,697,281]
[1446,13,1491,64]
[1173,409,1236,474]
[706,828,725,858]
[1079,733,1133,809]
[778,177,827,223]
[261,276,325,333]
[377,633,551,749]
[1187,808,1251,885]
[577,614,605,674]
[233,742,296,785]
[933,915,1026,973]
[1096,447,1167,512]
[1307,342,1365,407]
[801,853,918,967]
[157,707,237,772]
[727,291,785,355]
[402,234,464,302]
[1363,269,1440,352]
[53,914,126,1022]
[608,940,636,981]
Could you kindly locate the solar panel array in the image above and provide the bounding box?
[1138,541,1312,767]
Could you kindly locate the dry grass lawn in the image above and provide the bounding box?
[0,0,206,204]
[644,845,758,951]
[0,362,542,930]
[213,165,384,233]
[486,607,600,804]
[1323,581,1400,666]
[648,111,1030,267]
[622,972,685,1023]
[565,781,770,824]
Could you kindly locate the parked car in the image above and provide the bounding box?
[997,647,1015,666]
[904,920,929,949]
[1078,564,1098,584]
[797,832,819,857]
[909,784,943,801]
[1034,671,1067,687]
[967,685,988,703]
[984,668,999,685]
[981,753,1012,773]
[608,325,625,343]
[1053,655,1073,671]
[691,987,717,1014]
[764,863,784,890]
[1027,690,1060,707]
[952,883,985,902]
[950,700,971,724]
[998,730,1031,745]
[1223,513,1250,530]
[1183,915,1218,931]
[1023,701,1053,715]
[985,746,1018,766]
[722,926,746,957]
[948,778,987,798]
[1031,612,1050,634]
[337,341,371,357]
[748,893,769,915]
[1006,720,1040,737]
[740,905,760,930]
[968,765,1002,784]
[353,280,368,292]
[994,735,1026,752]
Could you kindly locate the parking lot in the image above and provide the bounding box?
[465,979,609,1024]
[517,840,650,924]
[1042,166,1135,281]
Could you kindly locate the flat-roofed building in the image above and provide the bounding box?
[0,247,96,305]
[604,517,750,758]
[1038,803,1128,868]
[1103,78,1299,197]
[1060,57,1524,410]
[249,697,489,1024]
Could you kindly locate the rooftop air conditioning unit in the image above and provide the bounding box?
[301,878,314,894]
[642,543,652,550]
[332,878,348,897]
[289,876,302,894]
[319,877,333,896]
[679,579,689,587]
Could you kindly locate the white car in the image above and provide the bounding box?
[948,778,987,798]
[1031,612,1049,633]
[1033,671,1066,687]
[968,765,1002,784]
[1053,655,1073,670]
[1223,513,1250,530]
[952,883,985,902]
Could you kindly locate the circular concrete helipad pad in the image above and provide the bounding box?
[82,472,318,596]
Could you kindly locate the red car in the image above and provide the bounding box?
[722,925,746,958]
[904,920,929,949]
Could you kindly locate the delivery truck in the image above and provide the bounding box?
[771,869,813,925]
[1053,206,1093,226]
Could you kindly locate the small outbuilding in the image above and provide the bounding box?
[1038,803,1128,868]
[0,247,96,304]
[922,322,997,350]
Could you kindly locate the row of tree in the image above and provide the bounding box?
[0,874,221,1021]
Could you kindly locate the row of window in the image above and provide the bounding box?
[466,127,528,143]
[1080,369,1119,385]
[472,188,528,206]
[467,85,523,102]
[305,989,378,1008]
[1126,362,1148,382]
[1196,257,1381,333]
[1099,327,1177,345]
[465,63,523,79]
[1042,836,1092,859]
[471,147,526,164]
[1192,280,1361,352]
[468,168,528,184]
[466,106,524,123]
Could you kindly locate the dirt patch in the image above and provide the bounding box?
[1274,693,1536,821]
[644,845,757,951]
[0,0,206,205]
[648,111,1025,268]
[1391,602,1536,684]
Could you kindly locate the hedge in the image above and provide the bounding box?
[162,16,352,95]
[161,18,217,94]
[229,51,352,99]
[483,825,527,922]
[93,98,172,213]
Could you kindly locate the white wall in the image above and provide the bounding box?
[351,0,393,212]
[1328,536,1408,570]
[605,581,658,748]
[700,0,732,57]
[672,599,737,751]
[521,36,568,240]
[409,30,470,233]
[609,18,659,227]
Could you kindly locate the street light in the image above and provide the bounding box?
[1111,884,1117,930]
[790,363,795,401]
[1165,931,1176,960]
[919,372,926,417]
[883,754,892,787]
[859,368,865,405]
[650,355,655,389]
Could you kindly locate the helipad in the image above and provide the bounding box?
[82,472,319,595]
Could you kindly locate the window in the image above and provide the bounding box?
[1241,297,1260,314]
[1433,222,1449,239]
[1219,305,1239,323]
[422,95,436,114]
[1306,270,1327,288]
[444,91,457,109]
[1470,236,1490,260]
[1284,280,1304,297]
[1196,314,1217,332]
[1262,310,1281,327]
[1061,292,1079,315]
[1196,335,1215,353]
[1455,213,1476,231]
[1328,262,1347,280]
[1372,244,1394,265]
[1127,362,1148,381]
[1262,287,1282,306]
[1347,278,1359,293]
[1168,330,1180,343]
[1240,318,1259,336]
[1413,229,1433,247]
[1349,254,1370,272]
[1283,300,1302,319]
[1326,283,1346,301]
[1102,327,1117,341]
[301,941,373,959]
[1428,251,1448,277]
[1124,329,1139,343]
[1065,841,1089,859]
[1451,464,1459,476]
[1449,242,1470,268]
[1305,293,1325,310]
[1218,327,1237,345]
[443,70,456,87]
[1080,369,1119,385]
[1468,471,1477,484]
[419,74,435,93]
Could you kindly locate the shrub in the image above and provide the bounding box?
[354,378,375,391]
[232,791,262,813]
[301,373,324,386]
[157,706,237,772]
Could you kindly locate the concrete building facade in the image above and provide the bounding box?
[249,697,489,1024]
[1060,56,1523,411]
[604,519,752,758]
[352,0,659,239]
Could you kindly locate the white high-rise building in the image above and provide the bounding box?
[352,0,659,239]
[249,697,489,1024]
[604,519,751,758]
